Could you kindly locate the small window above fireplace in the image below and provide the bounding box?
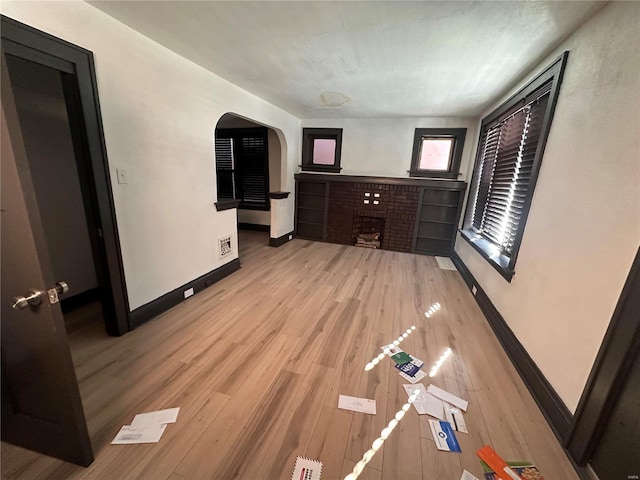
[409,128,466,179]
[301,128,343,173]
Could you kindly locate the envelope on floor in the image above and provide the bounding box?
[338,395,376,414]
[428,420,461,452]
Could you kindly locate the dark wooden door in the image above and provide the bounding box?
[590,352,640,479]
[0,54,93,466]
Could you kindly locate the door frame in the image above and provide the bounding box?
[1,15,130,335]
[566,246,640,464]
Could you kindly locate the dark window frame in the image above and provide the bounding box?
[409,128,467,179]
[460,51,569,281]
[215,127,270,211]
[301,128,343,173]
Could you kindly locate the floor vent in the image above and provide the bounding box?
[435,256,456,270]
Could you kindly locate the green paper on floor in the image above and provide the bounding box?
[391,351,412,365]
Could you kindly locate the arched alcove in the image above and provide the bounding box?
[214,113,287,241]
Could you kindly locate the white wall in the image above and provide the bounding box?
[1,1,300,310]
[8,56,98,297]
[301,117,478,181]
[455,1,640,413]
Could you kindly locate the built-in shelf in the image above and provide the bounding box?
[412,186,465,256]
[295,173,466,255]
[422,202,459,208]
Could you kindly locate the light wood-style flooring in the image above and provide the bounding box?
[1,231,579,479]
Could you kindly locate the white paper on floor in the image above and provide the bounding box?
[403,384,444,419]
[427,384,468,411]
[460,469,480,480]
[290,455,323,480]
[111,424,167,444]
[131,407,180,427]
[338,395,376,414]
[112,406,180,445]
[444,402,468,433]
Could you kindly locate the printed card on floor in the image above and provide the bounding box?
[290,455,322,480]
[131,407,180,427]
[338,395,376,414]
[460,470,480,480]
[427,384,469,411]
[399,369,428,384]
[395,355,424,377]
[111,424,167,444]
[444,403,468,433]
[403,384,445,419]
[428,420,461,453]
[390,351,413,365]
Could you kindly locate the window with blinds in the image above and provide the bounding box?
[215,128,269,210]
[462,52,568,281]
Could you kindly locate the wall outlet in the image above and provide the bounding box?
[184,287,194,298]
[471,285,478,296]
[289,234,293,240]
[116,168,128,184]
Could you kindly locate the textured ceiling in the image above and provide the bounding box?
[89,1,605,119]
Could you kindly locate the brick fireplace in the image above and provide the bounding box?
[295,173,467,256]
[326,182,420,253]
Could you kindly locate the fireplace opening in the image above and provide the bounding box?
[352,215,385,249]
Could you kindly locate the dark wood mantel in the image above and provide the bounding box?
[294,173,466,190]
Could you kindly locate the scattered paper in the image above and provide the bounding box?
[390,351,412,365]
[460,470,480,480]
[481,462,544,480]
[395,356,424,377]
[444,403,468,433]
[427,384,468,411]
[338,395,376,415]
[290,455,323,480]
[381,344,413,365]
[131,407,180,427]
[111,424,167,444]
[428,420,461,452]
[399,369,428,384]
[476,445,537,480]
[403,384,445,419]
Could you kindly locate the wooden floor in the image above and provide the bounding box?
[1,231,579,480]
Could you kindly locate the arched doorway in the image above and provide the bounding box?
[214,113,285,245]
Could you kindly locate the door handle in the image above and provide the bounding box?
[11,281,69,310]
[12,289,43,309]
